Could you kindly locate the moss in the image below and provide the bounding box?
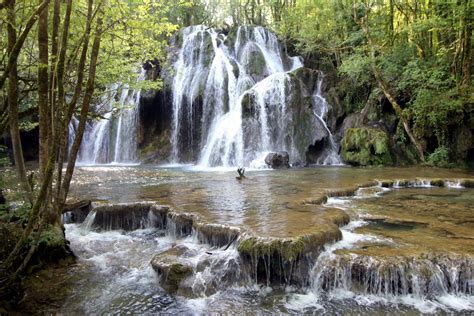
[244,48,267,79]
[238,223,344,262]
[38,225,66,248]
[342,128,393,166]
[238,236,305,262]
[223,27,238,47]
[166,263,192,292]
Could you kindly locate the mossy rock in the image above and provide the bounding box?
[238,236,306,262]
[238,224,343,262]
[243,45,268,81]
[194,222,240,247]
[151,247,193,294]
[341,128,393,166]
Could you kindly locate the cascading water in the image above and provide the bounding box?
[169,25,340,167]
[69,70,145,164]
[311,73,342,165]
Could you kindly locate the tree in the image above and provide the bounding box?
[6,0,34,204]
[354,1,425,161]
[0,0,186,289]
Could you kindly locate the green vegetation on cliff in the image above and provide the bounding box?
[342,128,393,166]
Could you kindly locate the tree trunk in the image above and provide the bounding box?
[460,0,471,85]
[58,0,94,205]
[51,0,73,225]
[49,0,60,149]
[7,0,33,205]
[38,0,49,182]
[355,5,425,162]
[59,0,104,208]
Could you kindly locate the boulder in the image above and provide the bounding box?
[151,246,193,294]
[264,151,290,169]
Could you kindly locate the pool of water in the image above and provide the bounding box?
[69,165,473,237]
[59,165,474,314]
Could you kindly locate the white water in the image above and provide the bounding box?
[65,212,473,314]
[69,70,146,164]
[290,184,474,313]
[62,183,474,314]
[311,73,342,165]
[170,25,339,167]
[284,218,474,314]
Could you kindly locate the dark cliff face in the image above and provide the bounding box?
[138,88,173,163]
[1,127,39,163]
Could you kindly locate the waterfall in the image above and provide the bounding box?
[69,69,145,164]
[169,25,339,167]
[311,73,342,165]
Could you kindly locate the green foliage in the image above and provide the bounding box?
[37,225,65,248]
[19,121,39,132]
[427,146,450,168]
[0,145,9,167]
[0,202,30,224]
[411,88,464,146]
[339,51,372,86]
[342,128,393,166]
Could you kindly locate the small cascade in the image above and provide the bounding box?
[70,70,145,164]
[81,210,96,232]
[311,73,342,165]
[63,193,474,313]
[169,25,339,167]
[311,252,473,297]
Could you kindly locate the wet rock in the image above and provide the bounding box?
[92,203,169,231]
[301,196,328,205]
[194,223,240,247]
[341,127,393,166]
[319,252,474,296]
[321,208,350,227]
[61,200,91,224]
[429,179,445,187]
[167,212,196,237]
[151,247,193,294]
[264,151,290,169]
[379,179,394,188]
[237,220,343,285]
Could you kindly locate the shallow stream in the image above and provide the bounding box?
[60,165,473,313]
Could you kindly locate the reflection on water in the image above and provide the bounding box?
[335,186,474,255]
[69,165,473,237]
